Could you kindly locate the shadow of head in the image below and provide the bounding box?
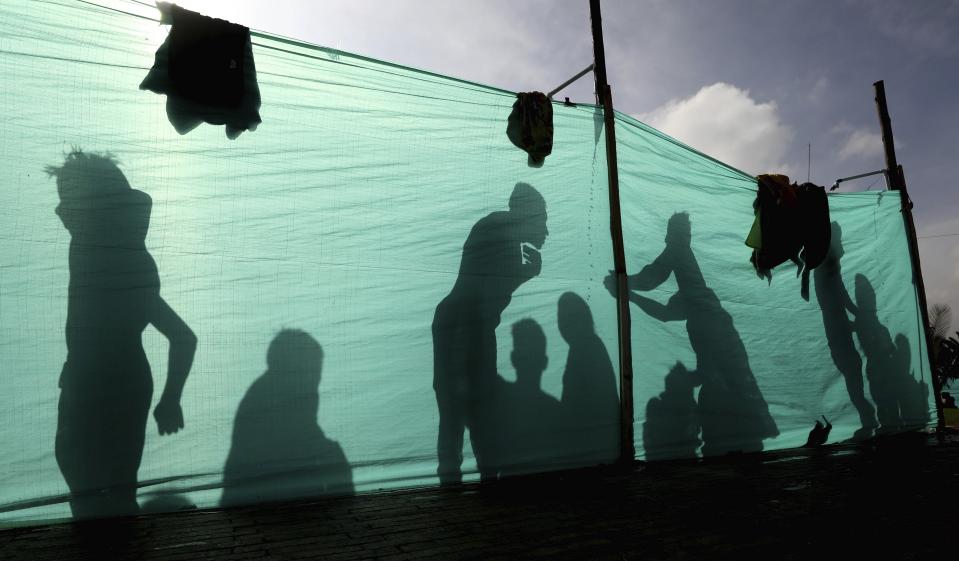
[664,361,701,395]
[558,291,594,342]
[509,182,548,249]
[46,150,130,197]
[46,149,150,241]
[854,274,876,311]
[828,221,844,259]
[266,329,324,389]
[665,212,691,246]
[511,318,547,386]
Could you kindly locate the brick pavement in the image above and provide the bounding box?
[3,432,957,560]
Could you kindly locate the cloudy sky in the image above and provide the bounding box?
[173,0,959,329]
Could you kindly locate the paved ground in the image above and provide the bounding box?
[3,431,958,561]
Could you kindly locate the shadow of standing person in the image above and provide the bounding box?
[557,292,619,464]
[221,330,353,507]
[47,150,197,519]
[606,213,778,456]
[489,319,564,478]
[852,275,930,434]
[814,223,878,440]
[432,183,548,483]
[892,334,931,428]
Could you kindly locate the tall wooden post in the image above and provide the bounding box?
[590,0,635,462]
[874,80,945,434]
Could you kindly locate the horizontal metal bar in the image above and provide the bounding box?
[830,168,886,190]
[547,64,595,99]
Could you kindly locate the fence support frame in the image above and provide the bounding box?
[590,0,635,462]
[874,80,946,435]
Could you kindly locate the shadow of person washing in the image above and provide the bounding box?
[608,213,778,456]
[814,222,878,440]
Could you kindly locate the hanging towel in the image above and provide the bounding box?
[140,3,262,138]
[506,92,553,167]
[795,182,831,270]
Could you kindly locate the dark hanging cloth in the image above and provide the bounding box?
[747,174,831,278]
[140,4,261,139]
[796,182,831,269]
[506,92,553,167]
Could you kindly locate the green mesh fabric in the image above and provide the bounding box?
[616,114,933,459]
[0,0,934,526]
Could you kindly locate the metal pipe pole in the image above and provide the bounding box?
[830,168,887,191]
[547,63,595,99]
[873,80,945,434]
[590,0,635,462]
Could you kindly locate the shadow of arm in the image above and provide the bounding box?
[150,296,198,435]
[628,252,672,291]
[629,292,685,322]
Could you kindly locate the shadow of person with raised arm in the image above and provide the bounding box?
[432,183,548,483]
[814,222,878,440]
[488,319,564,478]
[221,330,353,508]
[606,213,778,456]
[47,150,197,519]
[643,361,702,461]
[852,276,930,434]
[557,292,619,464]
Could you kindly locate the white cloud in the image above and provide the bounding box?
[808,76,829,104]
[638,82,795,176]
[837,129,884,161]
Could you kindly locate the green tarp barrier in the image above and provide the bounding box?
[0,0,935,526]
[616,115,933,458]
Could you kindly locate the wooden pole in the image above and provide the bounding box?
[873,80,945,434]
[590,0,635,462]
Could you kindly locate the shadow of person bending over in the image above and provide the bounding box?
[852,276,930,434]
[643,361,702,461]
[47,150,197,519]
[606,212,778,456]
[814,222,878,440]
[432,183,548,483]
[557,292,619,464]
[221,330,353,508]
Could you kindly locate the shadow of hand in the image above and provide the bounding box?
[522,244,542,277]
[154,399,184,435]
[603,271,617,299]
